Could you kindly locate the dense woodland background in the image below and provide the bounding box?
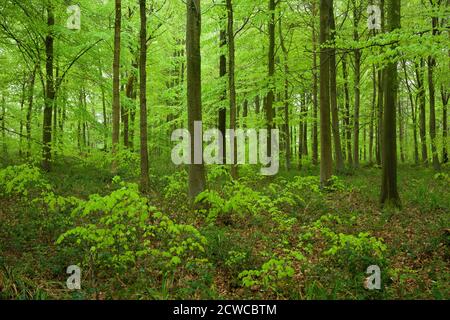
[0,0,448,300]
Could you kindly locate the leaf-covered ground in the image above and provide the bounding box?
[0,157,448,300]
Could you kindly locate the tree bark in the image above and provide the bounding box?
[329,1,344,172]
[415,59,428,165]
[226,0,238,179]
[311,1,319,165]
[219,7,227,165]
[319,0,333,186]
[381,0,401,208]
[139,0,150,191]
[42,3,55,172]
[112,0,122,173]
[342,53,353,166]
[186,0,206,200]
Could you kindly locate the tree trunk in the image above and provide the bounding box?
[279,16,291,171]
[139,0,149,191]
[342,53,353,166]
[186,0,206,200]
[442,85,449,163]
[219,8,227,165]
[311,1,319,166]
[1,96,6,156]
[112,0,122,173]
[226,0,238,179]
[319,0,333,186]
[266,0,276,158]
[26,65,37,158]
[403,60,419,164]
[416,60,428,165]
[428,10,441,171]
[381,0,401,208]
[42,4,55,172]
[329,1,344,172]
[352,1,361,168]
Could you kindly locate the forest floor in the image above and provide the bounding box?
[0,155,449,300]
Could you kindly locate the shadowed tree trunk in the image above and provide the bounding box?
[226,0,238,179]
[311,1,319,166]
[186,0,206,200]
[402,60,419,164]
[279,16,291,171]
[442,85,449,163]
[381,0,401,208]
[139,0,149,191]
[352,0,362,168]
[342,53,353,166]
[329,1,344,172]
[219,5,227,165]
[416,59,428,165]
[26,65,37,158]
[319,0,333,186]
[42,3,55,172]
[265,0,276,157]
[428,2,441,171]
[112,0,122,173]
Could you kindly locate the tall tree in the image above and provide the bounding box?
[218,4,227,165]
[186,0,206,200]
[319,0,333,186]
[415,59,428,165]
[342,53,353,166]
[42,3,55,171]
[381,0,401,208]
[266,0,276,157]
[428,0,442,171]
[279,15,291,171]
[139,0,149,191]
[226,0,238,179]
[311,1,319,165]
[329,1,344,172]
[112,0,122,173]
[352,0,362,168]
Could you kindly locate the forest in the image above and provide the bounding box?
[0,0,448,300]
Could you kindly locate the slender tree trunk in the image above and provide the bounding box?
[398,96,405,163]
[19,76,26,157]
[403,60,419,164]
[27,65,37,158]
[226,0,238,179]
[369,65,377,164]
[342,53,353,166]
[266,0,276,157]
[311,2,319,166]
[42,3,55,171]
[319,0,333,185]
[381,0,401,208]
[428,10,441,171]
[186,0,206,200]
[1,96,6,156]
[139,0,149,191]
[100,69,108,151]
[352,1,361,168]
[112,0,122,173]
[219,8,227,165]
[415,60,428,165]
[279,16,291,171]
[329,1,343,172]
[442,85,449,163]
